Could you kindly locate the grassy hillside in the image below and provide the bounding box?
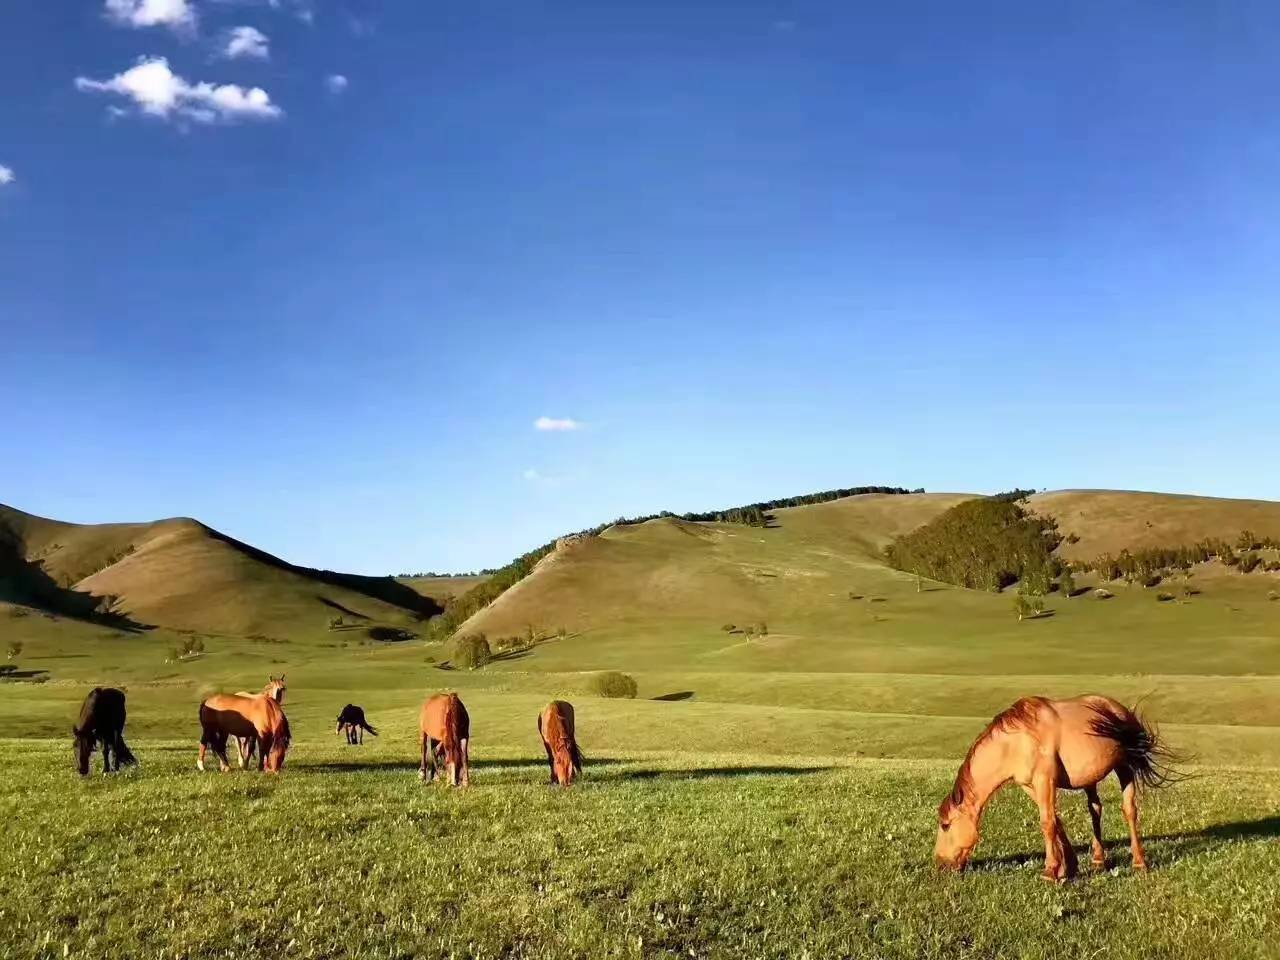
[3,488,1280,958]
[1032,489,1280,560]
[0,504,439,640]
[397,574,491,605]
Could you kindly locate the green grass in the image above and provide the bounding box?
[4,490,1280,956]
[2,740,1277,959]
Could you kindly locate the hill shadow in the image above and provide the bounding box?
[652,691,695,702]
[202,526,444,620]
[0,539,151,633]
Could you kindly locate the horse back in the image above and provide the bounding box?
[421,693,469,740]
[78,687,126,736]
[540,700,575,745]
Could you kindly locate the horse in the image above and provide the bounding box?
[538,700,583,786]
[419,693,470,786]
[73,687,137,776]
[198,687,291,774]
[336,704,378,745]
[230,676,286,767]
[934,695,1180,882]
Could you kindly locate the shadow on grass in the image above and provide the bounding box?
[652,691,695,702]
[295,757,632,774]
[0,666,50,682]
[970,814,1280,873]
[614,765,833,782]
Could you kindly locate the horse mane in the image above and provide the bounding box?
[942,697,1048,814]
[73,687,101,737]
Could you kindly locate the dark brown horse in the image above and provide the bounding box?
[538,700,583,786]
[198,688,291,773]
[336,704,378,745]
[935,695,1180,881]
[73,687,137,776]
[419,693,470,786]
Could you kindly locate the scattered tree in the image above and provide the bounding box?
[328,615,344,630]
[6,640,22,661]
[1059,569,1076,598]
[451,633,491,670]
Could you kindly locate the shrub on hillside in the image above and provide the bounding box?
[721,623,736,632]
[885,496,1061,591]
[6,607,29,620]
[6,640,22,660]
[1013,593,1044,621]
[591,671,638,699]
[1268,591,1279,602]
[1239,553,1261,574]
[1059,569,1076,598]
[1156,592,1175,602]
[1142,574,1162,588]
[328,615,344,630]
[1094,588,1114,600]
[451,633,491,670]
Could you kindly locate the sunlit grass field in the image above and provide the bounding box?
[4,493,1280,957]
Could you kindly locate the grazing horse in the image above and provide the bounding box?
[935,695,1180,882]
[198,688,291,773]
[538,700,583,786]
[419,693,470,786]
[73,687,137,776]
[230,676,286,767]
[336,704,378,745]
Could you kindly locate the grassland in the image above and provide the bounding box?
[2,490,1280,957]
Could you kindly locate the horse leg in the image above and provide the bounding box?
[101,737,112,775]
[198,739,208,772]
[543,740,557,785]
[1028,777,1073,882]
[1117,768,1148,870]
[1084,785,1106,868]
[460,737,470,788]
[258,733,271,772]
[418,732,429,781]
[213,733,232,773]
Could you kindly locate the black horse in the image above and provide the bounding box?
[335,704,378,745]
[73,687,137,775]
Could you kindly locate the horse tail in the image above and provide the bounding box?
[361,719,378,737]
[442,693,462,761]
[569,739,584,774]
[1090,702,1186,788]
[114,734,138,767]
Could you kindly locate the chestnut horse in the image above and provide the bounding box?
[935,695,1180,881]
[73,687,137,776]
[198,686,291,773]
[230,676,286,766]
[538,700,583,786]
[419,693,470,786]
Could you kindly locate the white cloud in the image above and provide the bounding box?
[325,74,348,94]
[222,25,269,59]
[0,166,14,186]
[522,468,563,486]
[75,57,283,124]
[105,0,196,31]
[534,416,582,432]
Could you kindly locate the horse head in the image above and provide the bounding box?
[934,796,980,871]
[72,725,93,776]
[264,675,287,704]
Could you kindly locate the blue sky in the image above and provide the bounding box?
[3,1,1279,574]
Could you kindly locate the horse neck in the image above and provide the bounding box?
[954,733,1011,822]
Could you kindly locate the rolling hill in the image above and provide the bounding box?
[0,503,440,638]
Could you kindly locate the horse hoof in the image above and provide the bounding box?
[1133,862,1148,872]
[196,760,205,772]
